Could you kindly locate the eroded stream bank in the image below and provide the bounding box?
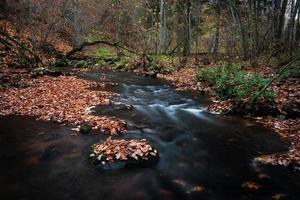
[0,70,299,200]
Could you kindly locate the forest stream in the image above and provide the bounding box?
[0,70,299,200]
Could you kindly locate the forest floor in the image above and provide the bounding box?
[158,66,300,170]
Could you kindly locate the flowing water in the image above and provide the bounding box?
[0,70,299,200]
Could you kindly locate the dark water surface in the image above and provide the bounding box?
[0,71,299,200]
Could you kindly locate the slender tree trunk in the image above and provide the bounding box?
[296,6,300,44]
[285,0,300,49]
[72,0,79,46]
[272,0,280,38]
[195,1,201,55]
[211,0,221,56]
[276,0,288,40]
[183,0,192,56]
[27,0,38,63]
[229,0,249,59]
[248,0,259,58]
[116,0,121,40]
[159,0,168,54]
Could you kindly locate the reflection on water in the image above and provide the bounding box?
[0,71,299,200]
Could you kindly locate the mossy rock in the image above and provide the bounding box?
[80,123,92,134]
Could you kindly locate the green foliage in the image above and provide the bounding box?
[196,66,219,86]
[93,51,176,74]
[75,60,88,68]
[280,60,300,79]
[148,55,177,74]
[289,61,300,78]
[55,58,68,67]
[95,48,115,60]
[112,58,127,69]
[270,52,292,67]
[196,63,275,102]
[96,60,107,67]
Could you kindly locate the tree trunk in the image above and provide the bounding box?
[285,0,300,49]
[229,0,249,59]
[276,0,288,40]
[195,1,201,55]
[183,0,192,56]
[159,0,168,54]
[72,0,79,46]
[116,0,122,40]
[211,0,221,56]
[296,6,300,44]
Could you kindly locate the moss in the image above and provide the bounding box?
[95,48,115,60]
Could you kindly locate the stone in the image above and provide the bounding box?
[80,123,92,134]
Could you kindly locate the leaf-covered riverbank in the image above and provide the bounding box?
[0,68,126,135]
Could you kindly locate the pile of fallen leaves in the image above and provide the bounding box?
[0,68,30,87]
[0,73,126,135]
[90,137,159,167]
[207,100,233,114]
[158,67,202,91]
[255,117,300,169]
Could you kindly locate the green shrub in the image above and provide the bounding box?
[75,60,88,68]
[96,60,106,66]
[112,59,127,69]
[196,63,275,102]
[55,59,68,67]
[280,61,300,79]
[149,55,177,74]
[196,66,219,86]
[289,61,300,78]
[270,52,292,67]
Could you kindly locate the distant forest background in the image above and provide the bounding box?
[1,0,299,65]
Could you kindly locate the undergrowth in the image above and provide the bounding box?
[196,63,279,115]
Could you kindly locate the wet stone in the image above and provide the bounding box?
[80,123,92,134]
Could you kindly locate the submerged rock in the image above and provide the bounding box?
[89,137,159,170]
[80,123,92,134]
